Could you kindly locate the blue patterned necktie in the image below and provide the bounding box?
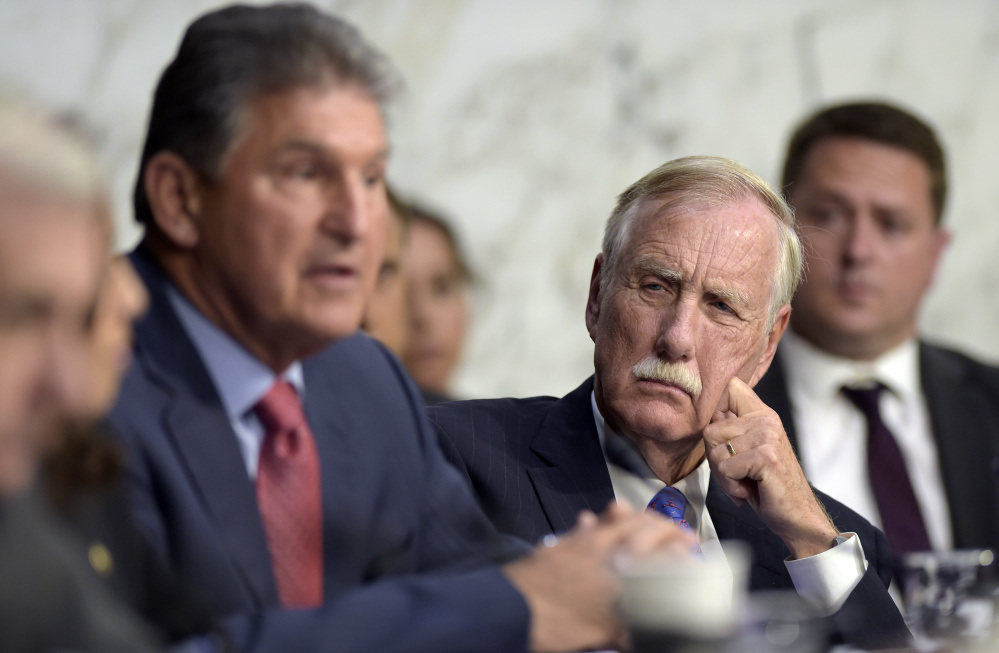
[647,486,702,557]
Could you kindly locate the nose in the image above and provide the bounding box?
[842,214,876,265]
[112,257,149,322]
[37,325,87,423]
[320,172,385,245]
[405,279,432,335]
[654,298,697,362]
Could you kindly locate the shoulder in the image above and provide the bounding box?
[426,394,560,439]
[920,340,999,396]
[305,331,427,431]
[307,332,419,406]
[920,340,999,376]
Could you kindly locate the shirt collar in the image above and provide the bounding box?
[166,285,305,421]
[780,329,920,404]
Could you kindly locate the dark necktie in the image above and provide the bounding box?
[841,384,931,555]
[254,381,324,608]
[647,486,702,557]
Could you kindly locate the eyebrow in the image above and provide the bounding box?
[631,258,682,284]
[631,257,751,308]
[707,284,750,309]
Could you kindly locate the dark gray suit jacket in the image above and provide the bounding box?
[755,344,999,551]
[429,378,911,650]
[0,491,160,652]
[108,249,532,653]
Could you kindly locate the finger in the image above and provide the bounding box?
[713,376,765,418]
[575,510,599,531]
[600,499,635,522]
[571,509,653,553]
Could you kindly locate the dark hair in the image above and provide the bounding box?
[781,101,947,224]
[407,203,476,286]
[133,2,400,225]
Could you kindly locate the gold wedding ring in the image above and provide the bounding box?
[725,441,736,456]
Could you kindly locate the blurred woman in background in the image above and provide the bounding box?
[401,206,473,404]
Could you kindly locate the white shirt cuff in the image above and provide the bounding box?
[784,532,868,616]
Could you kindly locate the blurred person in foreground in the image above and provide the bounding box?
[360,185,410,356]
[754,102,999,559]
[429,156,911,650]
[0,98,161,652]
[109,4,691,652]
[402,204,472,403]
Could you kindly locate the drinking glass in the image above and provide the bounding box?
[902,549,996,652]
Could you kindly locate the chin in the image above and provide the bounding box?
[613,401,699,442]
[306,303,366,337]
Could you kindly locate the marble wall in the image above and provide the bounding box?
[1,0,996,398]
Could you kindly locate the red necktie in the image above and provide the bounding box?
[842,384,932,555]
[254,381,324,608]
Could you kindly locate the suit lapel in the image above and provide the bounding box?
[920,343,999,548]
[130,249,277,604]
[527,378,616,534]
[301,351,361,549]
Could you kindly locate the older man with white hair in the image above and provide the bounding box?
[0,98,162,652]
[430,155,911,650]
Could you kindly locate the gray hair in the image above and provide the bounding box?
[133,2,402,225]
[601,155,802,330]
[0,96,102,205]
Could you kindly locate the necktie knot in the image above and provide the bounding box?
[647,486,689,524]
[647,485,702,558]
[255,381,305,434]
[841,384,884,419]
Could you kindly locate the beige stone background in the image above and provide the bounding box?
[1,0,996,399]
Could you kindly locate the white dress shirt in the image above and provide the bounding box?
[168,286,305,480]
[779,330,952,551]
[591,392,868,616]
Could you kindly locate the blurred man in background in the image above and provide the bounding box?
[0,97,161,652]
[755,101,999,558]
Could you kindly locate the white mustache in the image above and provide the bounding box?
[631,356,702,396]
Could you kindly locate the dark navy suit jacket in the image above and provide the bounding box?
[108,249,531,653]
[756,345,999,551]
[428,378,911,650]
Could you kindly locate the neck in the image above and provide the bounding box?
[151,244,308,373]
[788,320,913,362]
[628,432,705,486]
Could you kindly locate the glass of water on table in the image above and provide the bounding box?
[901,549,996,651]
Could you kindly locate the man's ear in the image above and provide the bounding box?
[143,151,205,249]
[584,254,605,342]
[748,303,791,387]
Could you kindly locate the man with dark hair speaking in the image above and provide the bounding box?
[109,3,688,652]
[430,155,911,650]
